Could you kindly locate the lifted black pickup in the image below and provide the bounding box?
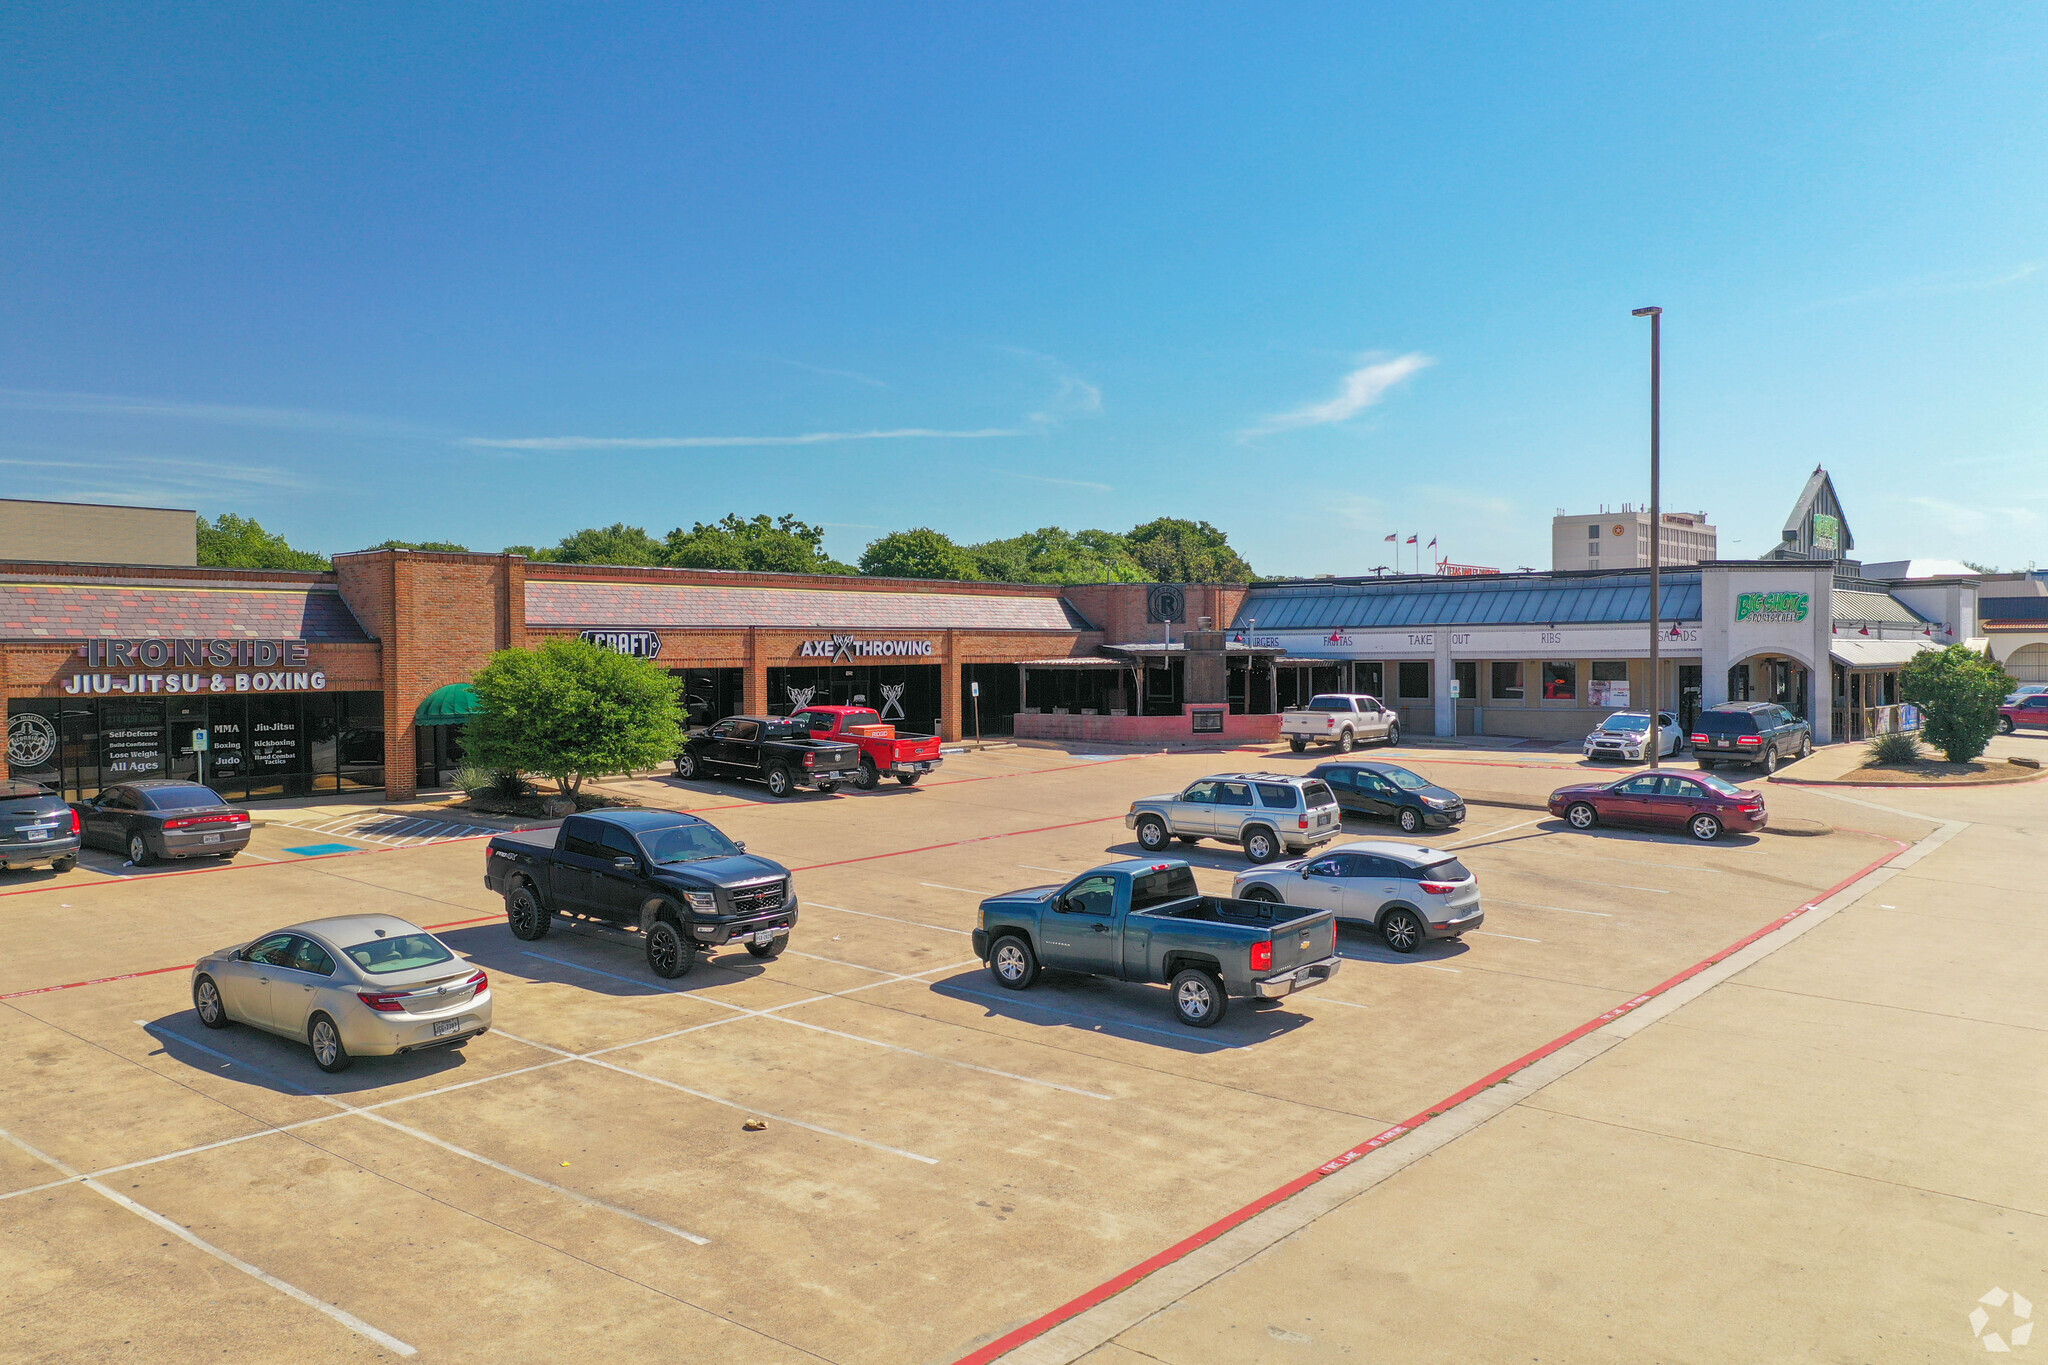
[484,809,797,978]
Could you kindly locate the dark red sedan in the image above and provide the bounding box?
[1547,770,1767,841]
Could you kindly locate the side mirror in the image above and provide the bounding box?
[733,840,746,853]
[612,855,638,871]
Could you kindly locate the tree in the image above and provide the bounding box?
[373,538,470,553]
[462,638,682,797]
[664,513,856,574]
[547,523,666,566]
[1123,517,1255,582]
[502,544,560,562]
[195,514,330,571]
[966,526,1147,584]
[1899,645,2016,763]
[859,527,981,580]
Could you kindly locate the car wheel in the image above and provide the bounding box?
[1698,758,1716,770]
[1242,826,1279,863]
[1398,807,1421,834]
[193,974,231,1028]
[1136,816,1169,852]
[308,1013,352,1073]
[127,831,155,866]
[1289,736,1307,753]
[1385,722,1401,746]
[1379,907,1426,954]
[1239,885,1280,902]
[506,883,551,941]
[1759,745,1777,775]
[764,765,794,798]
[52,854,77,873]
[646,919,695,979]
[989,934,1037,990]
[1998,716,2015,735]
[675,751,699,780]
[1566,801,1597,830]
[1170,967,1228,1028]
[1689,813,1723,842]
[855,759,880,790]
[745,934,787,959]
[896,773,921,787]
[1336,728,1355,753]
[1798,735,1812,759]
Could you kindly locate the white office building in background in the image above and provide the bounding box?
[1552,507,1716,571]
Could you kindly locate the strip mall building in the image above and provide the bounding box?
[0,471,1990,803]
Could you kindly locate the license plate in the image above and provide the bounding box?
[24,830,45,841]
[753,929,776,946]
[201,834,221,844]
[433,1019,458,1037]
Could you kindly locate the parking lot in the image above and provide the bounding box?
[0,740,1930,1364]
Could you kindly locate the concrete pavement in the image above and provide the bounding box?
[995,766,2048,1362]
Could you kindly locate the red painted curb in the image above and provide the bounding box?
[949,838,1910,1365]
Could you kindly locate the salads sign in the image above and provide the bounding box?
[1736,591,1810,624]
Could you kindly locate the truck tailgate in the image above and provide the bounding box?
[1265,909,1337,974]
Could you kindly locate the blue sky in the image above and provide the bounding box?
[3,4,2043,574]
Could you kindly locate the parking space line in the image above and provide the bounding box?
[1018,865,1074,875]
[1539,873,1670,894]
[1446,817,1546,847]
[1467,930,1540,943]
[919,882,987,894]
[489,1026,942,1164]
[141,1023,711,1244]
[523,951,1112,1099]
[1421,965,1463,973]
[1511,845,1724,874]
[806,901,973,934]
[1489,899,1613,917]
[0,1124,419,1356]
[933,983,1248,1048]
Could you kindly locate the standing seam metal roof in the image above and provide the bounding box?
[1233,573,1704,631]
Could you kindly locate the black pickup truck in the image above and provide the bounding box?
[674,716,861,797]
[483,810,798,978]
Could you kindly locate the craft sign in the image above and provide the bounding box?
[579,629,662,659]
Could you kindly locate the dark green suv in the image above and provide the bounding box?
[1691,702,1812,774]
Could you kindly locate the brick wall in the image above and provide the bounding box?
[1061,583,1249,642]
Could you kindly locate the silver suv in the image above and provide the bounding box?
[1126,773,1342,864]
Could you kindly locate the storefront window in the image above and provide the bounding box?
[1541,661,1577,701]
[1354,662,1384,698]
[1589,660,1629,707]
[1491,661,1524,700]
[1453,661,1477,703]
[101,701,168,781]
[1397,661,1431,700]
[339,693,385,790]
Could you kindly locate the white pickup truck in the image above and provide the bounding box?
[1279,694,1401,753]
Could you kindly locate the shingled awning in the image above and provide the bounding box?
[524,579,1092,632]
[0,581,371,641]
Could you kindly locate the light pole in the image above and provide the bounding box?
[1631,306,1662,769]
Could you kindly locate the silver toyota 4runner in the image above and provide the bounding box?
[1126,773,1343,864]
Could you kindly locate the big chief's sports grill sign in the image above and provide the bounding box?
[61,638,329,695]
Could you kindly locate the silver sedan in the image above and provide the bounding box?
[190,914,491,1072]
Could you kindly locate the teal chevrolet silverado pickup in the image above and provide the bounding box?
[974,858,1341,1027]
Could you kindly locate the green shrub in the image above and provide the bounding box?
[449,764,499,795]
[1866,731,1920,765]
[1899,646,2017,763]
[463,639,683,797]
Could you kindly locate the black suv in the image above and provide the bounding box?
[1691,703,1812,774]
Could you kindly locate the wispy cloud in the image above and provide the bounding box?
[1798,262,2041,313]
[1245,353,1434,437]
[460,427,1021,450]
[766,358,889,389]
[998,347,1103,428]
[1894,494,2038,537]
[1002,471,1115,493]
[0,387,420,436]
[0,452,306,490]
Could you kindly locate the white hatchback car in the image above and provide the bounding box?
[1583,711,1684,762]
[191,914,491,1072]
[1232,840,1483,953]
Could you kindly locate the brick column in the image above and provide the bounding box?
[939,631,962,742]
[743,628,769,716]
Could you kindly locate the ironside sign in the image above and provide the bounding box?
[579,628,662,659]
[63,638,328,696]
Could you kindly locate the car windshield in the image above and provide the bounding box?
[1302,780,1337,807]
[1417,857,1472,881]
[1131,864,1198,910]
[644,822,742,864]
[1694,772,1747,796]
[144,786,227,810]
[342,933,454,975]
[1380,767,1431,791]
[1601,714,1650,732]
[1694,711,1758,735]
[1307,697,1351,711]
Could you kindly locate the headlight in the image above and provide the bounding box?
[1423,795,1454,809]
[683,889,717,912]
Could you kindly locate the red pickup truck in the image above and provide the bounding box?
[790,706,944,789]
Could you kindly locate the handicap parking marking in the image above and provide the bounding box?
[282,842,365,857]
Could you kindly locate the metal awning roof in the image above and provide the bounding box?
[1235,571,1703,631]
[1830,640,1939,668]
[1831,590,1925,625]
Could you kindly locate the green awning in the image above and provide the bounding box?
[415,683,481,726]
